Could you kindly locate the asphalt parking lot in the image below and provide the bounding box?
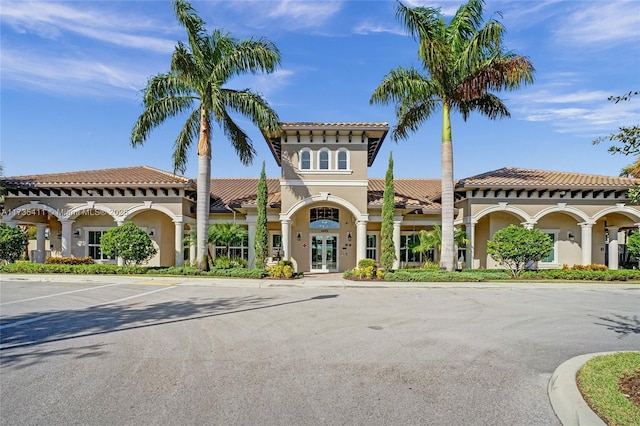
[1,277,639,425]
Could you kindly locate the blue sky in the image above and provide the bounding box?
[2,0,639,181]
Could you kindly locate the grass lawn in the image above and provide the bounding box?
[577,352,640,426]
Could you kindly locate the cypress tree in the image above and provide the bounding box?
[254,161,269,268]
[380,152,396,270]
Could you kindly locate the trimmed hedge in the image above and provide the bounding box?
[384,269,511,282]
[0,262,147,275]
[0,262,267,278]
[520,269,640,281]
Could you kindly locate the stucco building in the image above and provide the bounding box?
[3,122,640,271]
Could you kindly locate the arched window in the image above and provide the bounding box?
[337,149,348,170]
[300,149,311,170]
[318,149,330,170]
[310,207,340,229]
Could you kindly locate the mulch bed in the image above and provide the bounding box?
[619,371,640,409]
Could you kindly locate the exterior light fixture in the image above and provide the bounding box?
[568,231,575,242]
[347,232,352,242]
[297,231,302,241]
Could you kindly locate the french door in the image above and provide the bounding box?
[310,234,338,272]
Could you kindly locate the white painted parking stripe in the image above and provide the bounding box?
[0,286,175,331]
[0,283,123,306]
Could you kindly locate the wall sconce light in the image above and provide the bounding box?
[57,231,62,239]
[296,231,302,241]
[149,228,156,237]
[347,232,352,242]
[73,228,81,238]
[568,231,575,242]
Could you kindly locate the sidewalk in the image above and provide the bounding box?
[2,273,637,291]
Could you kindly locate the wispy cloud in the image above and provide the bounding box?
[515,88,640,136]
[353,21,405,36]
[268,0,342,24]
[554,1,640,47]
[1,1,175,53]
[1,49,148,98]
[237,69,296,99]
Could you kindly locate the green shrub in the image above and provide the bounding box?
[487,225,553,277]
[358,258,376,269]
[213,256,247,269]
[266,260,296,278]
[0,225,28,263]
[46,256,94,265]
[100,222,157,266]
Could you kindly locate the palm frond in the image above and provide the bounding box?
[393,99,439,141]
[453,92,509,121]
[219,109,256,166]
[172,107,200,173]
[172,0,208,63]
[132,76,195,147]
[370,66,435,105]
[214,37,281,83]
[222,88,280,132]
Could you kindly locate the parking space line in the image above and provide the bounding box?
[0,286,176,331]
[0,283,123,306]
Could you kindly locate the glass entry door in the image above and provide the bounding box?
[310,234,338,272]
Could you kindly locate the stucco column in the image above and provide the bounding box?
[281,219,291,260]
[60,220,73,257]
[189,239,196,267]
[579,222,593,266]
[392,218,402,270]
[116,219,125,266]
[464,218,477,269]
[246,216,256,268]
[35,223,47,263]
[3,220,17,228]
[608,226,619,270]
[174,220,184,267]
[356,219,368,264]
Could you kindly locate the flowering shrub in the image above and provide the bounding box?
[46,256,94,265]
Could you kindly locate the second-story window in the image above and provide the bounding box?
[300,149,311,170]
[319,149,329,170]
[337,149,348,170]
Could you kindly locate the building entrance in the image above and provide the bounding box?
[310,234,338,272]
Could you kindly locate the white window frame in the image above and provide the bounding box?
[299,148,312,171]
[317,148,331,170]
[366,233,378,261]
[269,232,283,260]
[539,228,559,267]
[85,227,115,263]
[336,148,350,171]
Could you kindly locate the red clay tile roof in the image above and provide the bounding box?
[280,122,389,129]
[209,178,443,212]
[457,167,640,189]
[368,178,442,211]
[4,166,193,188]
[209,178,281,212]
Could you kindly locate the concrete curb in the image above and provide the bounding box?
[548,352,615,426]
[2,274,639,290]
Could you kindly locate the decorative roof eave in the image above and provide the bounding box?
[5,181,196,190]
[261,122,390,167]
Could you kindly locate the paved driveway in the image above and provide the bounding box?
[1,278,639,425]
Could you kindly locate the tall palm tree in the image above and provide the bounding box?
[371,0,534,271]
[131,0,281,270]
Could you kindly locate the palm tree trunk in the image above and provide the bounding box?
[196,109,211,271]
[441,102,455,272]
